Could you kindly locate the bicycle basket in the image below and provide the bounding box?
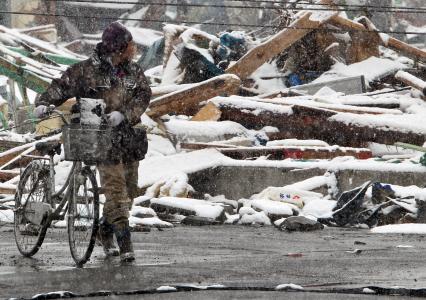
[62,125,113,163]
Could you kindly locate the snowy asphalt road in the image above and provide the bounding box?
[1,225,426,299]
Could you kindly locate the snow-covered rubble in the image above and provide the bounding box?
[150,197,225,220]
[164,119,250,143]
[313,57,409,86]
[1,9,426,235]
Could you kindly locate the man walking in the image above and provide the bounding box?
[35,22,152,262]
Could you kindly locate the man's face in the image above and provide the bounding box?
[121,41,137,62]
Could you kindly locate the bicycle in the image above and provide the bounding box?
[13,107,101,267]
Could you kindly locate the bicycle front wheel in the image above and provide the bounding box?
[14,161,50,257]
[68,165,99,266]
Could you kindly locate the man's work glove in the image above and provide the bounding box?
[34,105,48,118]
[107,111,125,127]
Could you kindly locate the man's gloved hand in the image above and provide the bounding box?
[107,111,125,127]
[34,105,48,118]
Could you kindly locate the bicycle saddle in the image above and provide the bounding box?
[35,141,62,156]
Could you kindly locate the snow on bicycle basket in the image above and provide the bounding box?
[62,98,112,163]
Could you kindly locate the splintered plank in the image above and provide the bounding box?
[147,74,241,118]
[226,1,337,79]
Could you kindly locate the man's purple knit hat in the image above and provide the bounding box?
[101,22,133,53]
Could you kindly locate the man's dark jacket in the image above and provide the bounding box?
[36,44,152,163]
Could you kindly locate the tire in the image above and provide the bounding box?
[14,161,50,257]
[68,166,99,266]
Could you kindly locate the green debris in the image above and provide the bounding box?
[7,47,81,66]
[420,154,426,166]
[0,111,8,129]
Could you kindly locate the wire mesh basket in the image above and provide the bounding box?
[62,125,113,163]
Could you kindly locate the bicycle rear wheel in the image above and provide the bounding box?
[68,165,99,266]
[14,161,50,257]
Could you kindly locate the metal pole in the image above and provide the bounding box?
[8,79,18,129]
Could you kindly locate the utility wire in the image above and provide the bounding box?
[1,10,426,34]
[45,0,426,14]
[1,10,426,35]
[226,0,426,11]
[55,0,426,11]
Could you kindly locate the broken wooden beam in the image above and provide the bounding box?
[250,96,402,115]
[0,133,61,170]
[0,183,16,195]
[0,170,20,182]
[0,145,32,167]
[147,74,241,118]
[218,146,373,160]
[226,1,337,79]
[395,71,426,96]
[151,83,193,98]
[185,144,372,160]
[329,15,426,63]
[209,97,426,147]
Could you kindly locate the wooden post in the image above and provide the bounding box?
[330,15,426,63]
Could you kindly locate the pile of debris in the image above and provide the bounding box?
[1,0,426,232]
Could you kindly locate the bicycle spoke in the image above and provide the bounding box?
[14,161,49,257]
[68,167,99,266]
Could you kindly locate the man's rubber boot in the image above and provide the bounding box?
[98,217,119,257]
[113,219,135,262]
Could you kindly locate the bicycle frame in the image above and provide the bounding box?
[24,109,82,226]
[48,160,79,224]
